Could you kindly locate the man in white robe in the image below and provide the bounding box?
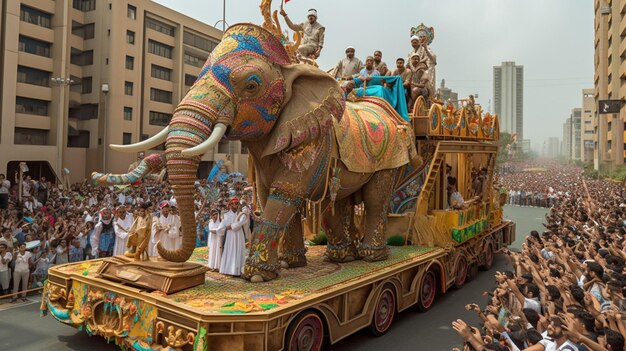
[219,198,247,276]
[207,209,223,270]
[113,206,134,256]
[150,202,181,256]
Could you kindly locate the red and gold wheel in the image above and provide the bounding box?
[370,284,396,336]
[454,255,468,288]
[417,269,437,312]
[286,311,324,351]
[481,243,494,270]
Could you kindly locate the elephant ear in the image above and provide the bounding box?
[262,64,344,159]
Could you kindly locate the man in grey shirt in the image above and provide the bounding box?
[280,7,325,59]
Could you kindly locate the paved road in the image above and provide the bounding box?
[0,206,546,351]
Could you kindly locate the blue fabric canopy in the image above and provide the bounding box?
[353,76,409,121]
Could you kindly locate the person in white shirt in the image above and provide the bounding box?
[219,198,247,276]
[0,173,10,210]
[525,317,579,351]
[150,201,181,256]
[207,209,222,271]
[11,243,32,302]
[113,206,134,256]
[0,243,12,295]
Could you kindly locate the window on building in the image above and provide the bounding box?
[184,51,206,67]
[18,35,51,57]
[20,5,52,28]
[241,144,248,154]
[149,111,172,126]
[608,140,612,150]
[151,65,172,81]
[73,0,96,12]
[125,55,134,70]
[127,5,136,20]
[72,21,95,39]
[608,121,612,131]
[185,74,197,86]
[125,81,133,95]
[183,31,218,52]
[81,76,92,94]
[14,128,48,145]
[70,48,93,66]
[127,30,135,45]
[124,107,133,121]
[146,17,175,36]
[148,40,173,59]
[15,96,49,116]
[123,133,132,145]
[150,88,172,103]
[17,65,50,87]
[67,130,90,148]
[68,104,98,120]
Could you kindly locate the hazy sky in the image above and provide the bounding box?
[154,0,594,151]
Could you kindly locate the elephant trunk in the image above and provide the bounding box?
[91,154,166,185]
[155,107,225,262]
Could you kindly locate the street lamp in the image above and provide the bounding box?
[213,0,228,32]
[50,77,74,183]
[101,83,109,172]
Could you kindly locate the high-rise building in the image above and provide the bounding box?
[562,117,572,160]
[521,139,531,153]
[581,89,595,164]
[545,137,560,159]
[570,108,582,161]
[493,61,524,141]
[438,79,458,107]
[594,0,625,170]
[0,0,247,183]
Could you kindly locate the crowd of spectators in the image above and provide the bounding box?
[0,169,252,303]
[500,161,586,208]
[452,162,626,351]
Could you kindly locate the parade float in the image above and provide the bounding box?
[41,1,515,350]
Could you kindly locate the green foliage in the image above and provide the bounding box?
[386,235,405,246]
[310,230,328,245]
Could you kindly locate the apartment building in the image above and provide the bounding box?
[562,117,572,160]
[493,61,524,141]
[0,0,247,183]
[594,0,625,170]
[570,108,582,161]
[581,88,595,164]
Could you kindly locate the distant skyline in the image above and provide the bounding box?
[154,0,594,151]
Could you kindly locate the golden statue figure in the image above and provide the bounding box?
[125,202,153,261]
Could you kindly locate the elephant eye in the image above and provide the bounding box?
[244,74,261,93]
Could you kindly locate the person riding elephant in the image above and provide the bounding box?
[91,3,419,282]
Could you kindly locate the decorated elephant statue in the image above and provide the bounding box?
[92,4,420,282]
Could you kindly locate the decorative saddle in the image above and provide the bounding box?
[334,97,419,173]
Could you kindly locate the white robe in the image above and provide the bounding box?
[113,213,134,256]
[218,210,247,276]
[207,218,223,270]
[150,213,181,256]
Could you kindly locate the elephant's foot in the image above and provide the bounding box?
[242,262,280,282]
[279,247,308,268]
[358,243,389,262]
[325,241,358,263]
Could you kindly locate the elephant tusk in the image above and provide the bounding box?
[109,127,169,153]
[181,123,227,156]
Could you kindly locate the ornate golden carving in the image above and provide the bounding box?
[83,290,138,338]
[156,321,195,350]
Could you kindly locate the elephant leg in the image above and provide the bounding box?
[323,197,358,262]
[278,212,307,268]
[242,181,303,282]
[358,169,399,261]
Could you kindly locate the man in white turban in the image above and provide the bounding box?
[280,6,325,59]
